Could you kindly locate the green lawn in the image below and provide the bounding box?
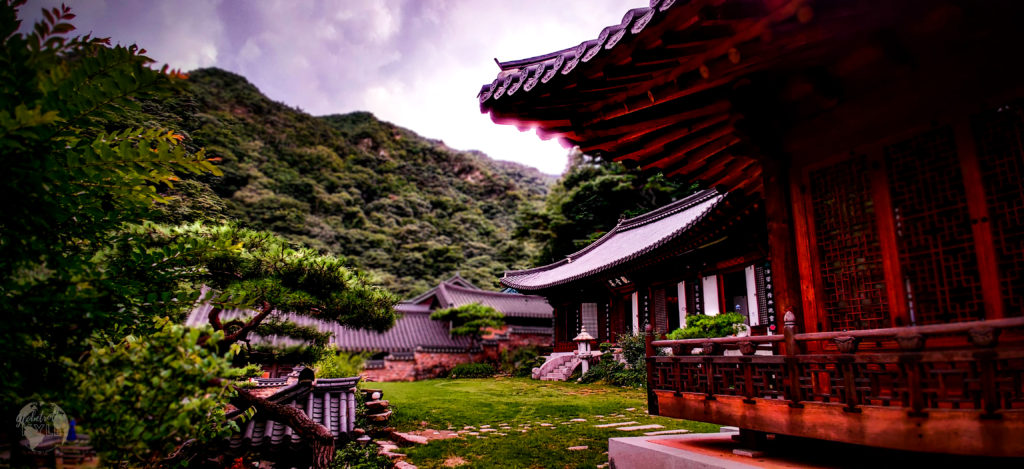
[372,377,718,468]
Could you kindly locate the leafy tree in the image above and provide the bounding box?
[516,149,698,264]
[430,303,505,344]
[0,3,396,467]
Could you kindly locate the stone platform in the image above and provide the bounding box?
[609,431,1024,468]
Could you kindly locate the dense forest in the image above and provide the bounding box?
[139,68,555,297]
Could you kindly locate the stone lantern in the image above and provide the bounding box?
[573,326,596,374]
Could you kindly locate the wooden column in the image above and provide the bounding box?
[762,157,804,349]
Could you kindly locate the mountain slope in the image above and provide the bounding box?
[153,68,553,297]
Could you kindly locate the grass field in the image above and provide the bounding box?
[372,377,718,468]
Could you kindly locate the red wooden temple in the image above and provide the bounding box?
[478,0,1024,456]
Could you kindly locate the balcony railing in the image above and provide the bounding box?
[643,314,1024,456]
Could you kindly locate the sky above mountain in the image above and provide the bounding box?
[23,0,648,174]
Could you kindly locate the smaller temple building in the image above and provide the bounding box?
[502,188,771,353]
[186,275,552,381]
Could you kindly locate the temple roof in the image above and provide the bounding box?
[432,281,553,319]
[226,374,361,449]
[185,275,551,354]
[185,303,475,354]
[501,188,725,291]
[477,0,971,195]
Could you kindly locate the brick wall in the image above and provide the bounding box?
[360,351,481,382]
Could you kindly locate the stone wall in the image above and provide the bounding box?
[360,351,480,382]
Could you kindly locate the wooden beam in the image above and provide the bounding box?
[642,126,739,171]
[614,115,732,162]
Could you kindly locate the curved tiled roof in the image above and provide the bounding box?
[501,188,725,291]
[435,282,553,319]
[185,304,474,354]
[480,4,667,104]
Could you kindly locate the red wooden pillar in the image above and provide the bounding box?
[762,157,804,349]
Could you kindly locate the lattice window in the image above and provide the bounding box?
[755,263,775,330]
[809,156,890,330]
[994,358,1024,409]
[972,104,1024,317]
[581,303,598,336]
[885,127,984,324]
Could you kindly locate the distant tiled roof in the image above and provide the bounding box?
[185,305,474,354]
[185,273,550,355]
[502,189,726,291]
[227,377,361,449]
[434,282,553,319]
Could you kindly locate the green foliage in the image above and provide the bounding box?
[313,349,366,379]
[580,334,649,388]
[130,69,553,298]
[329,440,394,469]
[499,345,548,377]
[516,149,698,264]
[0,4,400,465]
[72,319,239,466]
[0,0,219,415]
[667,312,747,340]
[430,303,504,339]
[448,363,496,379]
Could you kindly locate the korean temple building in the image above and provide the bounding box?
[186,275,552,381]
[479,0,1023,458]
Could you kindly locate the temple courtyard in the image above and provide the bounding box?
[372,378,716,468]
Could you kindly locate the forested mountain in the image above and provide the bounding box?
[148,68,555,297]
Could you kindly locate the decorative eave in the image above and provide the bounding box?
[476,0,903,195]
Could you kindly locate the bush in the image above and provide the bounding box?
[330,440,394,469]
[667,312,746,340]
[500,346,547,377]
[579,333,648,388]
[448,362,495,379]
[313,349,366,379]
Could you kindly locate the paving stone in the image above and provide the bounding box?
[539,423,553,427]
[733,449,765,458]
[643,429,691,436]
[593,421,639,428]
[571,418,587,422]
[464,426,475,430]
[616,424,664,431]
[480,425,491,428]
[567,446,589,451]
[395,462,418,469]
[625,407,636,411]
[480,429,496,433]
[719,426,740,433]
[597,464,609,469]
[468,432,480,436]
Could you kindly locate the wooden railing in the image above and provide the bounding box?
[645,313,1024,416]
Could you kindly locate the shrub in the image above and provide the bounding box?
[579,333,648,388]
[313,349,366,379]
[500,346,547,377]
[448,362,495,379]
[330,440,394,469]
[667,312,746,340]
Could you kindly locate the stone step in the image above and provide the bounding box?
[593,421,639,428]
[643,429,691,436]
[616,424,664,431]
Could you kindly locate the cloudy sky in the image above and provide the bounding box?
[23,0,648,174]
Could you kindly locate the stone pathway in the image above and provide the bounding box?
[593,421,639,428]
[616,424,664,431]
[644,429,691,436]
